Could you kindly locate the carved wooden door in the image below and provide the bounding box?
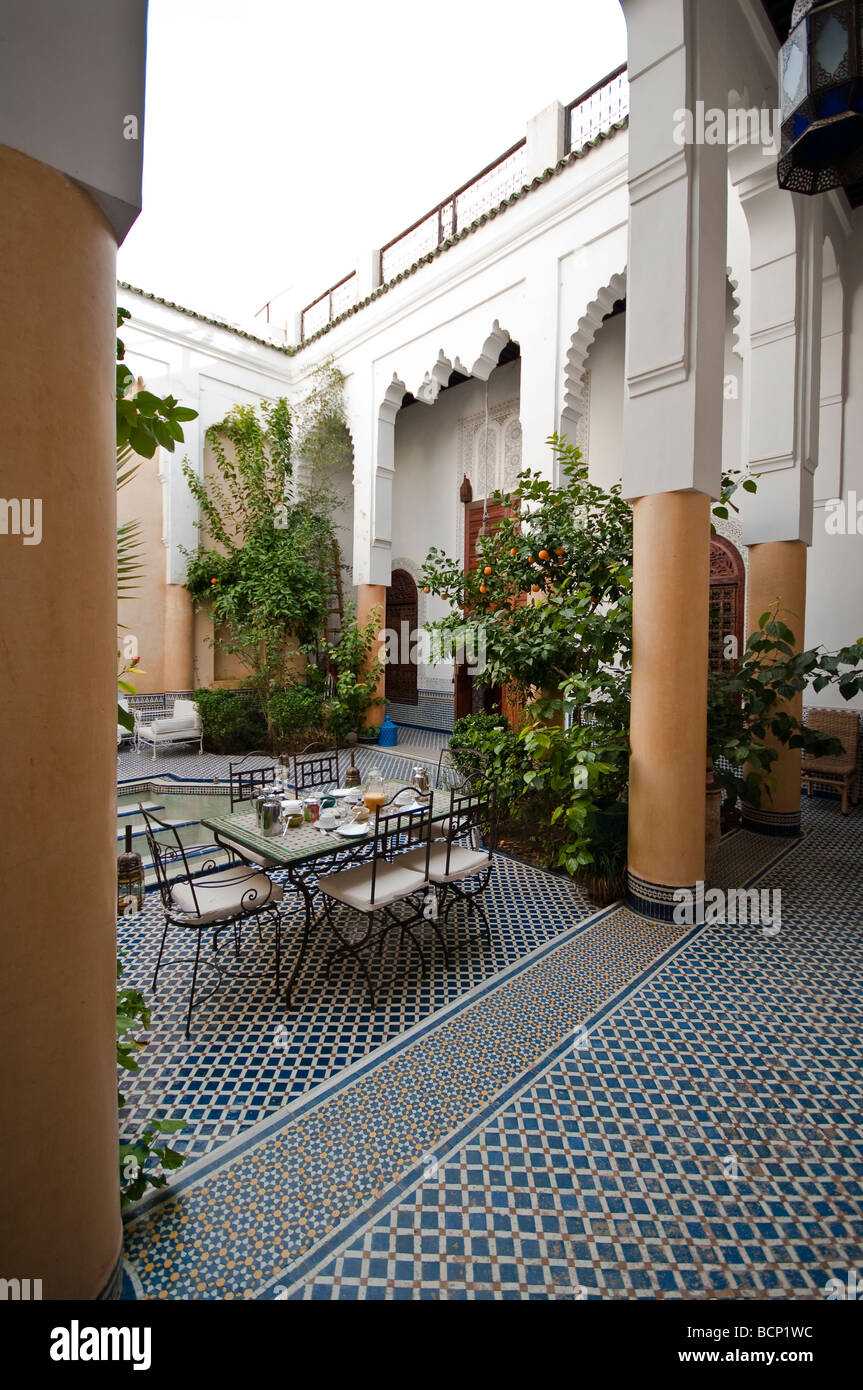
[385,568,418,705]
[709,537,745,671]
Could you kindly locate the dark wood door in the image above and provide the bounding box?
[709,537,745,671]
[385,568,418,705]
[456,501,521,722]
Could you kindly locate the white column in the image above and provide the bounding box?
[519,261,563,480]
[730,143,823,545]
[620,0,729,921]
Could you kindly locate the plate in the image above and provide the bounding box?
[330,789,356,799]
[335,822,370,838]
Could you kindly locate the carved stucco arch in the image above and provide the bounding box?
[561,271,627,438]
[370,319,516,586]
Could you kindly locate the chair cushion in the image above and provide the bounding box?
[152,717,198,739]
[172,699,200,724]
[400,843,491,884]
[216,834,280,871]
[318,860,427,912]
[170,867,282,924]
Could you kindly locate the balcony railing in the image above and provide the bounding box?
[565,62,629,155]
[298,64,629,342]
[380,139,528,283]
[300,272,358,342]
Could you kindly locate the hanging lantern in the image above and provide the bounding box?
[475,515,491,554]
[777,0,863,195]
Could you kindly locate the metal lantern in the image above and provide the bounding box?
[117,824,144,915]
[778,0,863,194]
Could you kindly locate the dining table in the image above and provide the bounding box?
[201,779,452,1007]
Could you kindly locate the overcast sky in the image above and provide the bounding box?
[117,0,627,329]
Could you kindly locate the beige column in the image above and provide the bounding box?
[163,583,195,690]
[627,492,711,917]
[0,147,122,1296]
[357,583,386,727]
[742,540,807,835]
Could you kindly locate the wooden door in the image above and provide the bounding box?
[385,568,418,704]
[709,537,745,671]
[457,500,521,722]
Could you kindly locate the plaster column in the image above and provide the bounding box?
[0,146,122,1298]
[620,0,728,920]
[357,583,387,727]
[163,583,195,691]
[742,541,808,835]
[628,493,711,908]
[730,154,824,836]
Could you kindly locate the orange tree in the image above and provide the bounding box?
[420,437,633,875]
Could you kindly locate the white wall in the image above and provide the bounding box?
[806,216,863,713]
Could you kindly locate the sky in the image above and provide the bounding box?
[117,0,627,331]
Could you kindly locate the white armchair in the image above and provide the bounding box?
[117,696,133,748]
[136,698,203,759]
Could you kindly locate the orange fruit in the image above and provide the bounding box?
[483,565,492,576]
[531,584,540,592]
[480,584,487,593]
[423,586,430,593]
[528,555,534,563]
[210,578,217,585]
[509,547,517,556]
[555,546,565,555]
[538,549,549,561]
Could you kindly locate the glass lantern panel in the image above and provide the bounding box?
[813,9,850,83]
[782,33,808,117]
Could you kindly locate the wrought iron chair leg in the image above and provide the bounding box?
[185,930,204,1039]
[152,921,170,994]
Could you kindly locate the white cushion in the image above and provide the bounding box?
[155,715,198,734]
[318,860,427,912]
[400,842,491,884]
[172,699,200,724]
[216,834,279,870]
[170,867,282,924]
[139,716,198,739]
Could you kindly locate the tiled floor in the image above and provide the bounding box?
[118,855,594,1159]
[117,731,449,788]
[118,803,858,1300]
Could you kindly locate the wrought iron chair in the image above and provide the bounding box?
[291,742,340,795]
[140,805,285,1037]
[399,782,497,945]
[436,744,490,791]
[316,790,440,1005]
[802,708,860,814]
[228,750,277,812]
[224,750,280,867]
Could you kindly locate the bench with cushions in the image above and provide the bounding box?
[135,698,203,758]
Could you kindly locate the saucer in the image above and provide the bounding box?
[335,822,369,838]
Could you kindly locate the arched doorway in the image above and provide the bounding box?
[385,568,418,705]
[709,536,745,670]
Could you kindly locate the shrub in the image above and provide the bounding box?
[267,686,326,752]
[449,713,528,815]
[192,688,268,753]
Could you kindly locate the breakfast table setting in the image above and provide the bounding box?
[201,765,451,1006]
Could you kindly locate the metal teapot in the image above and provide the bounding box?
[258,790,283,838]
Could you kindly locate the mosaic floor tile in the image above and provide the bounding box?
[118,856,594,1162]
[287,801,863,1300]
[123,902,697,1298]
[121,796,862,1300]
